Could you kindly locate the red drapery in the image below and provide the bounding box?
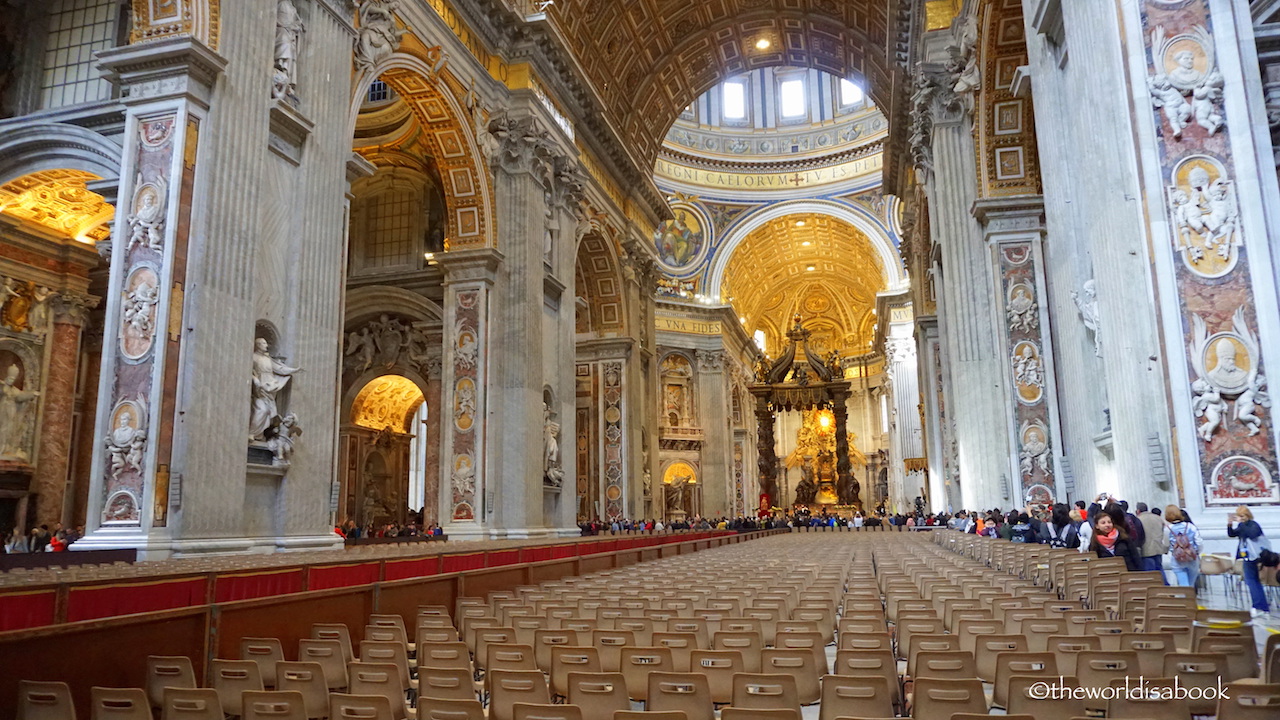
[308,563,379,590]
[0,590,57,631]
[214,569,304,603]
[66,578,207,623]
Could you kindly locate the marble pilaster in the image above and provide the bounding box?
[695,349,730,517]
[914,68,1010,511]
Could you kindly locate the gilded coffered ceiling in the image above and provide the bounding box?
[547,0,897,170]
[724,213,884,357]
[352,375,426,433]
[0,169,114,244]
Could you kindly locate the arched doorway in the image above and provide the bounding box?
[341,374,428,529]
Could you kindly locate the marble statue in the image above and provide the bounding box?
[1236,375,1271,437]
[0,362,39,461]
[126,179,167,251]
[104,404,147,479]
[1070,280,1102,357]
[794,462,819,505]
[1,277,31,332]
[355,0,404,72]
[268,413,302,463]
[249,337,301,442]
[455,324,478,369]
[1192,378,1227,442]
[666,476,690,512]
[453,381,476,425]
[272,0,304,100]
[1007,285,1038,333]
[543,402,563,487]
[344,327,376,373]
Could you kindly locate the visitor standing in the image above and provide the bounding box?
[1163,505,1202,588]
[1227,505,1271,616]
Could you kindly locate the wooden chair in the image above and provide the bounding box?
[908,677,987,719]
[416,697,485,720]
[299,639,349,690]
[159,688,222,720]
[1216,682,1280,720]
[274,662,329,720]
[817,675,894,720]
[488,670,551,720]
[565,672,630,719]
[241,691,307,720]
[327,691,391,717]
[510,704,583,720]
[647,672,714,720]
[210,659,264,717]
[619,646,675,701]
[728,673,801,714]
[19,680,76,720]
[689,650,745,704]
[145,656,197,709]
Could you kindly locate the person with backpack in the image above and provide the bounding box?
[1228,505,1271,616]
[1009,512,1036,543]
[1163,505,1202,588]
[1048,504,1081,549]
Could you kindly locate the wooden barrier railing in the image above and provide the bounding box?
[0,530,785,716]
[0,531,733,632]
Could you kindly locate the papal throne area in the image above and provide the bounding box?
[2,0,1280,717]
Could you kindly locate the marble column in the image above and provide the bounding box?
[33,294,94,526]
[695,349,730,517]
[915,318,952,512]
[885,334,923,510]
[913,68,1010,511]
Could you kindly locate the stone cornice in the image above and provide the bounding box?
[96,37,228,109]
[437,247,504,285]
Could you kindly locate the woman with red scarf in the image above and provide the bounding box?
[1089,506,1142,570]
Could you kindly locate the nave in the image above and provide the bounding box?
[10,530,1279,719]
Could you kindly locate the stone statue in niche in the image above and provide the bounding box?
[543,190,555,263]
[543,402,563,487]
[666,475,690,512]
[0,361,39,461]
[272,0,304,101]
[1006,284,1038,334]
[249,337,301,442]
[1149,26,1226,139]
[126,179,167,251]
[1071,279,1102,357]
[104,400,147,480]
[354,0,404,72]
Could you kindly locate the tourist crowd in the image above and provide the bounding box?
[3,523,81,553]
[948,495,1275,617]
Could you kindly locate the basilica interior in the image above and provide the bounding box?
[0,0,1277,554]
[4,0,1280,716]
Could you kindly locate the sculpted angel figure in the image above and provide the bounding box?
[1149,73,1192,139]
[1192,379,1227,442]
[1236,375,1271,437]
[1007,286,1037,333]
[354,0,404,71]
